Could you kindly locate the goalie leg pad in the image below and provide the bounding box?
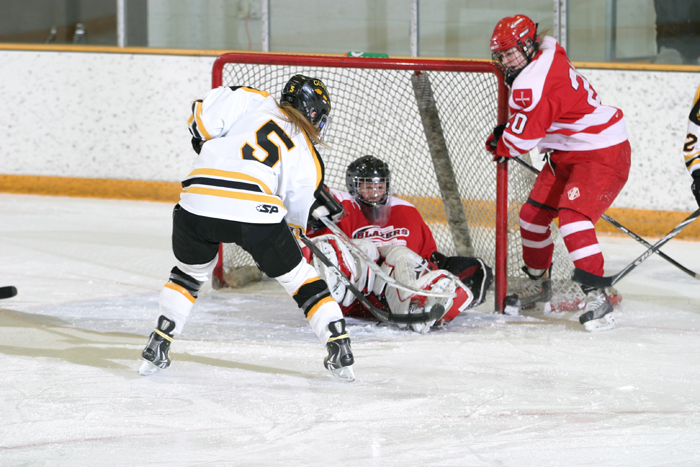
[378,246,473,332]
[373,245,430,297]
[352,238,379,295]
[410,270,473,330]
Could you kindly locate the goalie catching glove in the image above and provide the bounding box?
[308,184,345,230]
[430,251,493,308]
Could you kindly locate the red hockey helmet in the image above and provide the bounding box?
[490,14,539,84]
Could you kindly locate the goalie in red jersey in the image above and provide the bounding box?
[486,14,631,332]
[306,155,492,333]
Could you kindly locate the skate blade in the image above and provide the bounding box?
[548,300,581,312]
[330,365,355,382]
[138,360,162,376]
[583,314,617,333]
[410,320,435,334]
[550,289,623,313]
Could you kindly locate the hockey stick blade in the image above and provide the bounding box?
[300,235,441,325]
[318,216,457,298]
[573,208,700,288]
[511,156,700,280]
[0,286,17,299]
[572,268,614,289]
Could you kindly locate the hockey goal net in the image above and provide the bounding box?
[210,53,584,312]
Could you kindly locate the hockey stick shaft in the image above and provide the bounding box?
[0,286,17,299]
[511,156,700,279]
[299,234,444,324]
[597,212,700,279]
[318,216,457,298]
[573,208,700,288]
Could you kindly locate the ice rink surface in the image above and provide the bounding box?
[1,193,699,466]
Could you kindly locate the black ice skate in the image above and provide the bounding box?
[139,315,176,376]
[503,266,552,315]
[324,319,355,382]
[578,287,616,332]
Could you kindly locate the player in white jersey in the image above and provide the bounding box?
[486,14,632,332]
[139,75,355,381]
[683,84,700,207]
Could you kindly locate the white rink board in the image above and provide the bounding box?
[0,49,699,212]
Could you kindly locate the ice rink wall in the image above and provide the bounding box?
[0,45,699,238]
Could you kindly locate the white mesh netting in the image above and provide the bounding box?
[213,56,584,309]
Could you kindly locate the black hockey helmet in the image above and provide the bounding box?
[346,155,392,225]
[281,74,331,131]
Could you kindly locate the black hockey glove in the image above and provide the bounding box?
[485,123,507,163]
[692,171,700,208]
[191,136,204,155]
[429,251,448,269]
[307,184,345,231]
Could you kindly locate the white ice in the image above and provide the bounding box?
[1,193,699,466]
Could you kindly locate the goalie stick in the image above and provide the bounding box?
[573,208,700,288]
[299,234,445,325]
[314,212,457,299]
[0,286,17,299]
[510,156,700,280]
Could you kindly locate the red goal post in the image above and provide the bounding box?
[209,52,579,313]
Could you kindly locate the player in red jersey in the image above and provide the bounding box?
[307,155,492,333]
[486,14,631,332]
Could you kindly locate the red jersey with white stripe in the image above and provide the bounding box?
[308,188,437,260]
[496,36,628,158]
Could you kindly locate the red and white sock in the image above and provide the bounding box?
[519,201,555,271]
[559,209,604,276]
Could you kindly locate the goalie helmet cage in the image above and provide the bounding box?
[209,52,584,312]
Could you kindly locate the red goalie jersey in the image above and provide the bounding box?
[307,188,437,260]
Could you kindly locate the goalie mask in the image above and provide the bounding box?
[346,155,392,226]
[281,74,332,140]
[490,14,539,85]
